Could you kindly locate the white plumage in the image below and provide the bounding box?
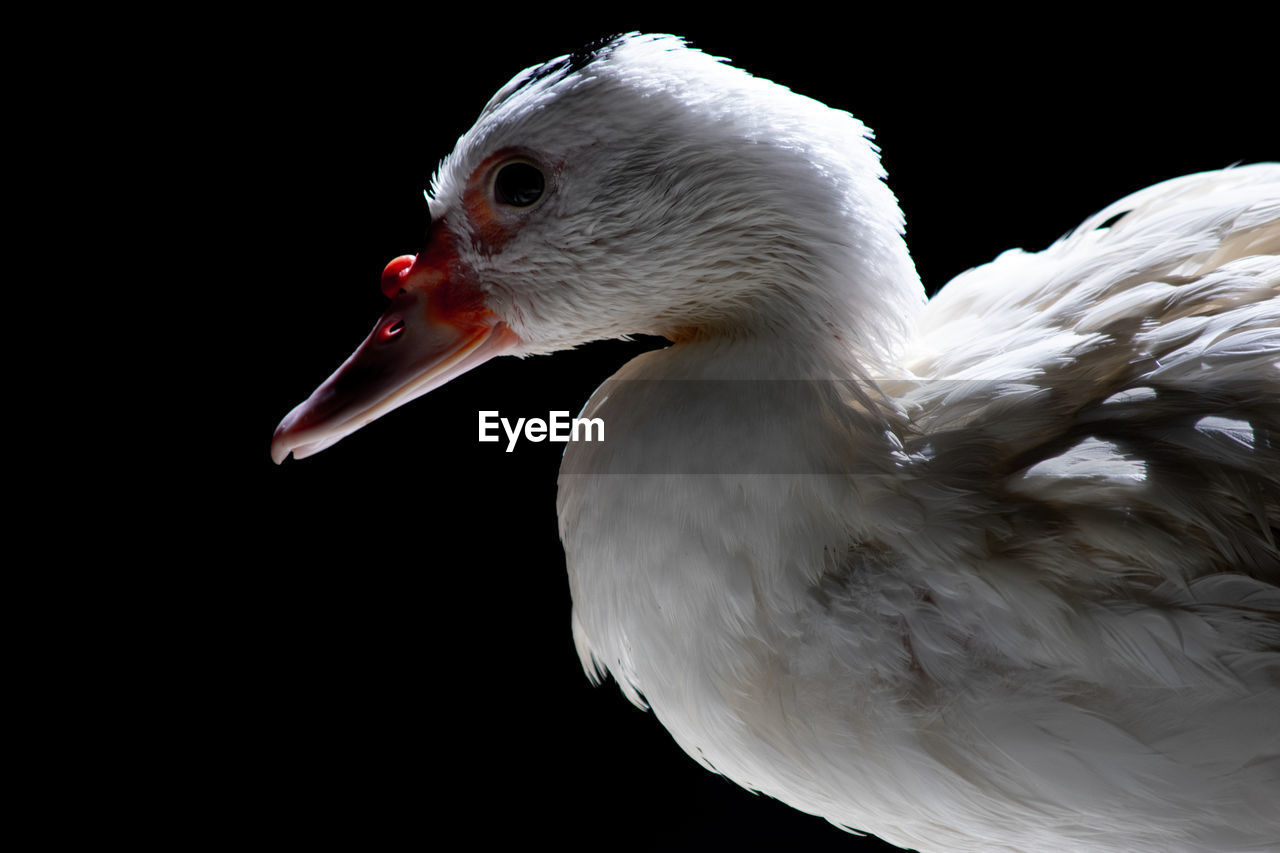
[273,35,1279,851]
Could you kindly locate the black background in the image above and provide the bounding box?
[116,10,1275,851]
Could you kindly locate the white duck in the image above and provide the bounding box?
[272,34,1279,852]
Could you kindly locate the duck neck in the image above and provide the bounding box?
[670,212,926,380]
[675,275,926,382]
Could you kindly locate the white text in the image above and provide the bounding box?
[478,411,604,452]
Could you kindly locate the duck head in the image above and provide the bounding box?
[272,34,920,462]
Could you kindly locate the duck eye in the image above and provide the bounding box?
[494,162,545,207]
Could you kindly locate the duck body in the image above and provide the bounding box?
[558,177,1280,851]
[273,35,1280,851]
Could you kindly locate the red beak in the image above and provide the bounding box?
[271,227,520,463]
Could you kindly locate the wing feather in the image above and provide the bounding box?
[895,164,1280,583]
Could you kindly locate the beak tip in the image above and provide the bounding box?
[271,412,341,463]
[270,427,292,464]
[271,410,301,464]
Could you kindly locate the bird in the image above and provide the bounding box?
[271,33,1279,852]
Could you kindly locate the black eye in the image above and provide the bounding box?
[494,162,545,207]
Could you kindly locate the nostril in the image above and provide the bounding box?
[379,318,406,341]
[380,254,417,299]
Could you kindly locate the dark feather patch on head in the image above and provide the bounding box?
[490,33,627,112]
[530,33,625,84]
